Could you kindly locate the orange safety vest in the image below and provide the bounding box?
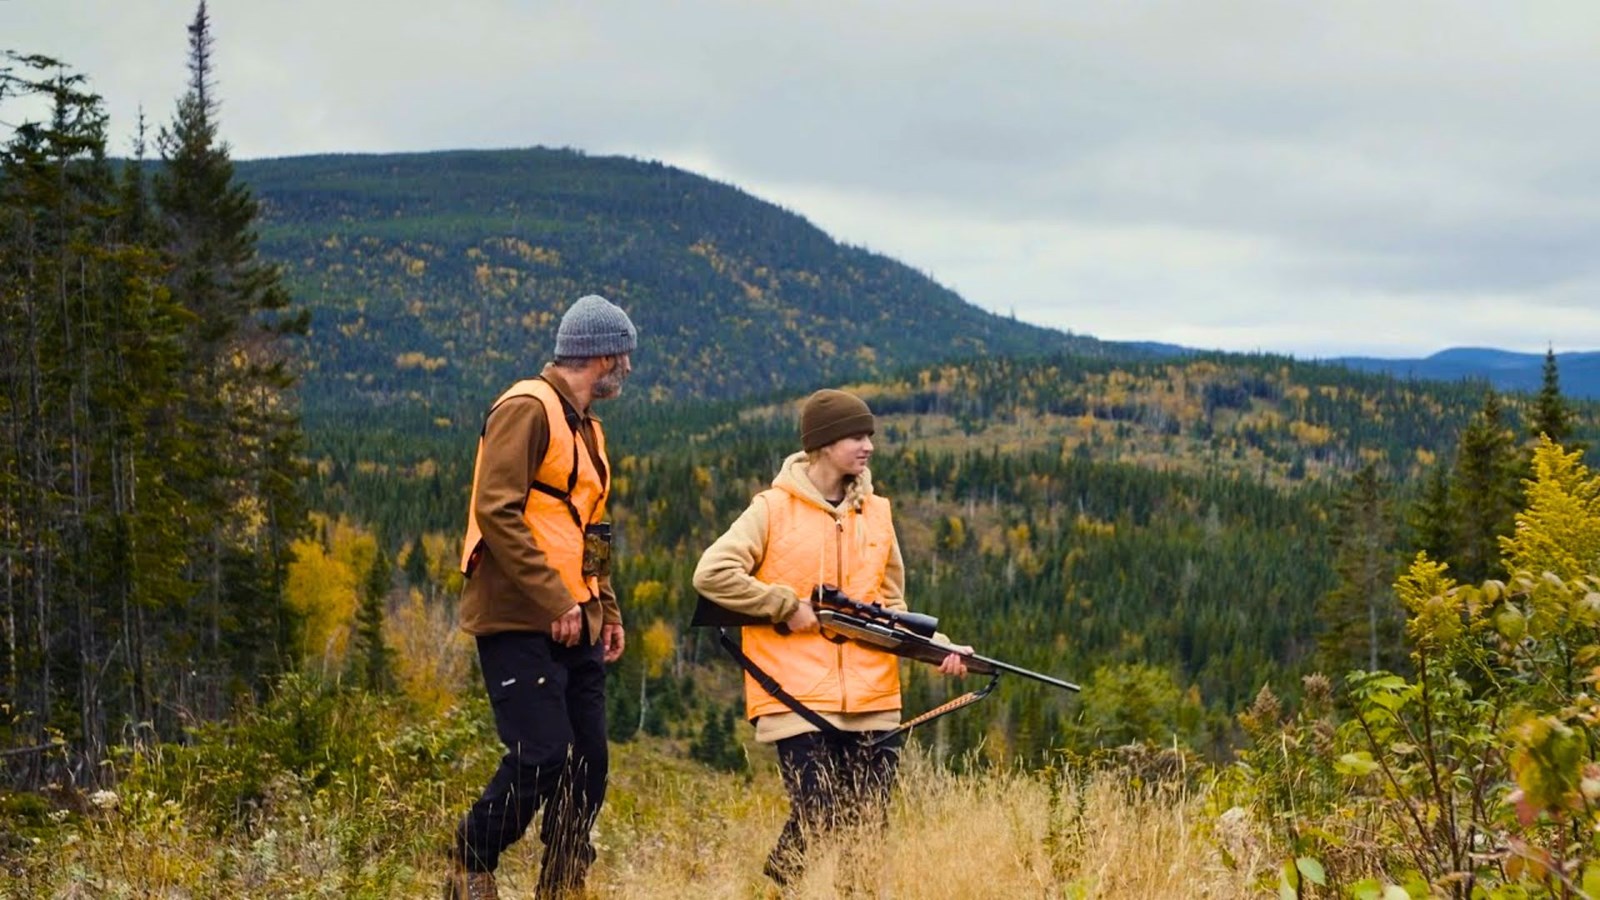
[459,377,610,605]
[739,487,901,720]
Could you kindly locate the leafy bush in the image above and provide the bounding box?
[1236,439,1600,898]
[114,673,493,835]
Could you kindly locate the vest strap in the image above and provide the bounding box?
[529,480,584,530]
[527,375,601,531]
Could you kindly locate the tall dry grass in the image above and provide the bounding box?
[6,729,1272,899]
[543,743,1267,899]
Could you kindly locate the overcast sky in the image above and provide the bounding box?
[6,1,1599,358]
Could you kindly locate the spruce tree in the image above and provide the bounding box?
[606,654,643,742]
[1528,348,1581,454]
[117,111,155,242]
[403,537,429,587]
[104,106,198,741]
[1315,465,1403,673]
[0,54,112,767]
[1408,464,1456,565]
[0,53,191,772]
[689,704,747,773]
[351,548,394,692]
[1451,391,1521,583]
[151,2,310,715]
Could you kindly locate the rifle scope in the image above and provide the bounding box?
[812,585,939,639]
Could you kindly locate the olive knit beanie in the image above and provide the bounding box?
[554,294,637,358]
[800,389,876,452]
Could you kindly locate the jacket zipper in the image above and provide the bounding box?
[836,514,847,712]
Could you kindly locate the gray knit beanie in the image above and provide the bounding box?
[554,294,637,358]
[800,389,876,452]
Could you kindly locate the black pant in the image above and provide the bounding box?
[766,729,904,889]
[456,630,608,895]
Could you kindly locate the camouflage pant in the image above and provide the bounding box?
[765,729,903,891]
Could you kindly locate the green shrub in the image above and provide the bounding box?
[1234,440,1600,899]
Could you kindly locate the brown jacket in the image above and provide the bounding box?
[459,365,621,639]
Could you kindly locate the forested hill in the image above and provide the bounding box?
[1330,347,1600,399]
[237,148,1111,414]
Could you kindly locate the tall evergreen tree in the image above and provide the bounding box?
[351,548,394,692]
[689,704,747,773]
[1451,391,1521,583]
[0,53,191,776]
[118,112,155,242]
[1315,465,1403,673]
[1408,463,1456,565]
[151,1,310,716]
[102,106,197,744]
[0,54,108,770]
[1528,348,1582,455]
[403,537,429,588]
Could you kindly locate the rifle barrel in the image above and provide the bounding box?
[815,609,1081,693]
[963,652,1081,693]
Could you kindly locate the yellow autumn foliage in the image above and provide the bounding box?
[394,351,447,372]
[641,619,676,678]
[1501,437,1600,584]
[284,515,378,672]
[1288,420,1332,447]
[417,530,467,595]
[385,587,472,713]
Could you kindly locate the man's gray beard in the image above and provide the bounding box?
[593,369,627,399]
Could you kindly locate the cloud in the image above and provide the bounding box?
[6,0,1600,356]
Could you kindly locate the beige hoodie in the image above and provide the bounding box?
[694,451,909,742]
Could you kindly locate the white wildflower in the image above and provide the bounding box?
[88,789,119,811]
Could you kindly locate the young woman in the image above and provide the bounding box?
[693,388,967,889]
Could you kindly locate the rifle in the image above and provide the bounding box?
[692,585,1079,745]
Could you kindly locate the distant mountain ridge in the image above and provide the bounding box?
[236,148,1121,415]
[1326,348,1600,399]
[235,148,1595,416]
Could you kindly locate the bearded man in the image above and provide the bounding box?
[448,293,636,900]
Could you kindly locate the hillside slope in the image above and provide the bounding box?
[239,148,1115,413]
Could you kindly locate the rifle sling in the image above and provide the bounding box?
[865,673,999,747]
[710,623,1002,746]
[712,627,846,737]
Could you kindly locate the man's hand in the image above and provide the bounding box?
[551,605,583,647]
[785,601,819,634]
[939,645,973,677]
[601,622,625,663]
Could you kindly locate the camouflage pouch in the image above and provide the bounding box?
[582,523,612,579]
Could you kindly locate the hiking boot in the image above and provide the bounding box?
[444,864,499,900]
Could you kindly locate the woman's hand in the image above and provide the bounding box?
[785,600,819,634]
[939,645,973,677]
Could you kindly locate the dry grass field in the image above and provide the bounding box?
[8,735,1270,899]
